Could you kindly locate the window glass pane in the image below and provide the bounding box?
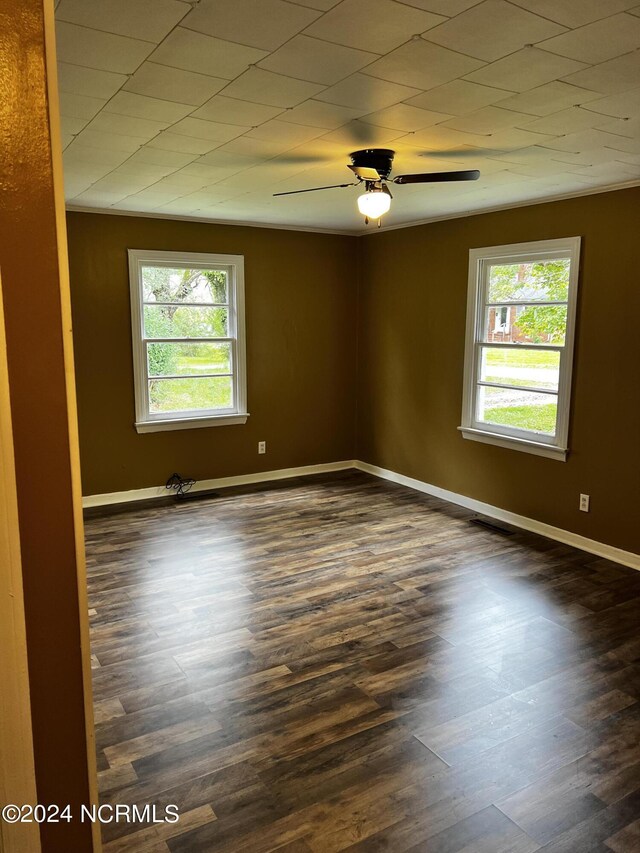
[142,266,228,304]
[147,342,231,377]
[487,258,569,303]
[478,386,557,435]
[483,304,567,345]
[480,347,560,391]
[143,305,228,338]
[149,376,233,413]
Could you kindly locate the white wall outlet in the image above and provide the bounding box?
[258,441,266,454]
[579,494,590,512]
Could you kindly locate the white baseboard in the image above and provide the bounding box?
[82,460,356,508]
[82,458,639,571]
[354,460,640,571]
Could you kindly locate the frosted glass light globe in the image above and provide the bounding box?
[357,189,391,219]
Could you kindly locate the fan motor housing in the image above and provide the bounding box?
[350,149,395,180]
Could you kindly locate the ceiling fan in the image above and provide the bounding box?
[273,148,480,226]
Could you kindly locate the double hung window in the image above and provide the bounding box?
[460,238,580,460]
[128,249,247,433]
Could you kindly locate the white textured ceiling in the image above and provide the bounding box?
[56,0,640,233]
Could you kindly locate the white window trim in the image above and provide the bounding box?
[128,248,248,434]
[459,237,581,461]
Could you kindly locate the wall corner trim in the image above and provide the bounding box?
[354,461,640,571]
[82,460,639,571]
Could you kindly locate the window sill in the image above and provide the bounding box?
[135,413,249,434]
[458,426,567,461]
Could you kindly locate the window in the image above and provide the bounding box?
[128,249,247,433]
[460,237,580,460]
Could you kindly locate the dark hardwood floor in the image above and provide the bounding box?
[85,471,640,852]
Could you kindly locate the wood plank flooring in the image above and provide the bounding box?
[85,471,640,852]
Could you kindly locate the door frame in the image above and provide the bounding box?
[0,274,41,853]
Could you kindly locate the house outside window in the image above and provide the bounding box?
[460,237,581,460]
[128,249,247,433]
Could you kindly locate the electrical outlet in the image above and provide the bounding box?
[258,441,266,454]
[579,494,590,512]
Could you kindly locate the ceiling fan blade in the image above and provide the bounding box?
[348,164,381,181]
[393,169,481,184]
[273,183,356,197]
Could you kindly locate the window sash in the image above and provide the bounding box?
[461,238,580,458]
[129,249,247,427]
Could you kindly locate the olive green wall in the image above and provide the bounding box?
[67,212,357,495]
[356,186,640,554]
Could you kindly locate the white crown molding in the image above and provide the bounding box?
[81,460,356,507]
[357,179,640,236]
[354,461,640,571]
[67,179,640,238]
[83,459,639,571]
[65,205,357,236]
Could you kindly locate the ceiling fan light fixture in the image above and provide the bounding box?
[357,188,391,220]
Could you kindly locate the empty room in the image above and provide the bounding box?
[1,1,640,852]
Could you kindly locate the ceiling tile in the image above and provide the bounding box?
[151,172,214,192]
[518,106,608,135]
[90,174,160,194]
[584,88,640,117]
[279,100,366,129]
[406,79,514,115]
[538,13,640,65]
[105,92,194,123]
[72,129,148,153]
[365,40,484,90]
[315,73,421,111]
[192,96,284,126]
[146,132,221,155]
[57,62,127,100]
[64,141,133,167]
[125,147,198,169]
[59,92,107,120]
[73,190,130,206]
[115,160,185,179]
[220,68,325,108]
[124,188,186,206]
[215,135,303,158]
[285,0,342,8]
[244,120,327,145]
[55,0,188,43]
[258,36,378,85]
[55,22,155,74]
[561,50,640,94]
[148,28,268,79]
[396,0,484,13]
[61,116,88,137]
[508,0,639,27]
[541,127,633,152]
[195,149,263,170]
[464,47,587,92]
[182,0,320,50]
[361,103,451,131]
[407,124,496,150]
[495,81,602,116]
[303,0,446,54]
[424,0,565,62]
[124,63,227,107]
[442,106,532,134]
[597,114,640,137]
[319,121,407,146]
[85,112,169,141]
[170,117,250,142]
